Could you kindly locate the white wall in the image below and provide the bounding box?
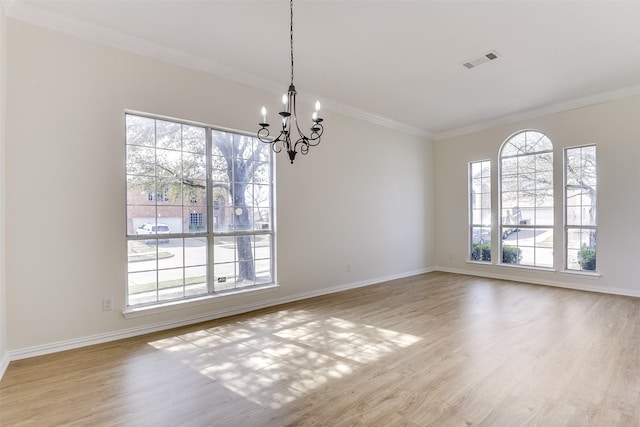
[0,4,8,377]
[434,95,640,295]
[5,20,434,354]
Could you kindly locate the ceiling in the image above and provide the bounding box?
[6,0,640,139]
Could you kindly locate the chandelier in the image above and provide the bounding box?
[257,0,324,164]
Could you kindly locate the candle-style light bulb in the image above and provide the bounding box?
[312,111,318,121]
[261,106,267,123]
[314,100,321,111]
[282,94,288,105]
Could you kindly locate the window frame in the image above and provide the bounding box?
[209,129,275,293]
[498,129,554,269]
[125,112,275,308]
[564,144,597,272]
[469,160,492,262]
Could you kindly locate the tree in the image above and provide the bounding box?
[565,146,597,248]
[500,135,554,221]
[126,115,207,234]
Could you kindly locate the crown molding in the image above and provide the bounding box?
[434,85,640,141]
[0,0,16,15]
[323,100,432,139]
[6,1,432,140]
[12,1,633,143]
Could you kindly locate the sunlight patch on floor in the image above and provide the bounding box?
[149,309,421,408]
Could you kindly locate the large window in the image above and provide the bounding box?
[126,114,274,307]
[565,145,597,271]
[499,130,553,267]
[469,160,491,262]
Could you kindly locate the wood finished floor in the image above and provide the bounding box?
[2,272,640,426]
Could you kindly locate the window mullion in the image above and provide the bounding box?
[206,127,215,294]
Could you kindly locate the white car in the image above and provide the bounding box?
[136,223,171,243]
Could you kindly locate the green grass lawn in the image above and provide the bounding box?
[129,275,206,295]
[127,240,174,262]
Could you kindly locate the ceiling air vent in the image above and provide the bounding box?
[462,50,500,69]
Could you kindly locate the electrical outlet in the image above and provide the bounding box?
[103,297,113,311]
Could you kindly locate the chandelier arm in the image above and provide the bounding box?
[270,136,286,154]
[258,128,287,155]
[257,126,271,142]
[270,142,284,154]
[294,137,310,155]
[312,122,324,136]
[307,124,323,146]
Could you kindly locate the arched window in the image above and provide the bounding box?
[499,130,553,267]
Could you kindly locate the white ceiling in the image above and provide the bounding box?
[6,0,640,139]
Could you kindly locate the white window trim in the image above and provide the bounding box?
[468,159,492,263]
[498,129,554,269]
[122,283,280,318]
[563,144,597,273]
[125,112,276,309]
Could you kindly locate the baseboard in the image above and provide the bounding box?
[0,351,9,381]
[8,267,435,361]
[435,266,640,298]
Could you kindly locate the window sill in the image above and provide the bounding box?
[496,263,556,273]
[466,260,492,266]
[122,284,280,319]
[561,269,601,278]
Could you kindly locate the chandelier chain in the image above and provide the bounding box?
[290,0,294,85]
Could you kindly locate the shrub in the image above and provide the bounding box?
[502,245,522,264]
[578,245,596,271]
[471,243,491,261]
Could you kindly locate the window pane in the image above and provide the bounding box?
[185,179,207,207]
[502,228,553,267]
[156,149,182,177]
[126,115,155,147]
[158,268,185,301]
[185,266,207,296]
[128,240,157,272]
[567,228,596,271]
[213,263,236,291]
[471,227,491,262]
[212,157,230,184]
[128,271,157,306]
[255,259,272,285]
[255,234,272,261]
[127,175,155,206]
[183,153,206,180]
[126,145,155,176]
[156,206,183,234]
[214,236,236,263]
[156,120,182,150]
[472,208,483,225]
[182,125,206,154]
[533,206,553,226]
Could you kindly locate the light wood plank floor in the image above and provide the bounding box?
[2,272,640,426]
